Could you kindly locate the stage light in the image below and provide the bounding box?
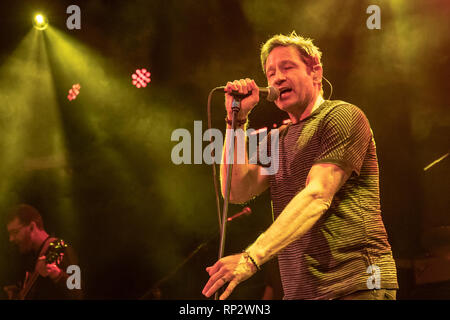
[36,15,44,24]
[67,84,81,101]
[33,13,49,30]
[132,68,151,88]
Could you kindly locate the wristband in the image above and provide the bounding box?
[243,251,261,272]
[225,117,247,127]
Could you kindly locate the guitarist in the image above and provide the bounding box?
[4,204,83,300]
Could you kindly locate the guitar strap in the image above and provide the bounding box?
[35,236,57,267]
[36,236,51,257]
[36,236,59,266]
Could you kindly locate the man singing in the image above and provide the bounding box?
[202,32,398,300]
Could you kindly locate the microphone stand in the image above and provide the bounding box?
[215,96,242,300]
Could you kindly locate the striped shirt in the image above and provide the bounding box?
[266,100,398,300]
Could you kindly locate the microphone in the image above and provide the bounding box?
[227,207,252,222]
[221,86,280,102]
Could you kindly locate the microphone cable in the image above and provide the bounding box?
[323,75,333,100]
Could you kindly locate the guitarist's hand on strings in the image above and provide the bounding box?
[36,256,62,282]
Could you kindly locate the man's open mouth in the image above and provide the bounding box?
[279,87,292,99]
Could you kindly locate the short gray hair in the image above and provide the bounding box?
[260,31,322,74]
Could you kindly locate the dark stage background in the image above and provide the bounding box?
[0,0,449,299]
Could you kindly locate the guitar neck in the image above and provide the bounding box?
[19,271,40,300]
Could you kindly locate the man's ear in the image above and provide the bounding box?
[312,64,323,84]
[29,221,36,232]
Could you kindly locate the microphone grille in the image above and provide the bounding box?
[266,86,280,102]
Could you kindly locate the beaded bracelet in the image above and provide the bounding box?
[243,251,261,272]
[225,117,247,127]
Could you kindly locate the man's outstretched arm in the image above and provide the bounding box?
[202,163,351,299]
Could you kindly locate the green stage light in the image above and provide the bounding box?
[33,13,49,30]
